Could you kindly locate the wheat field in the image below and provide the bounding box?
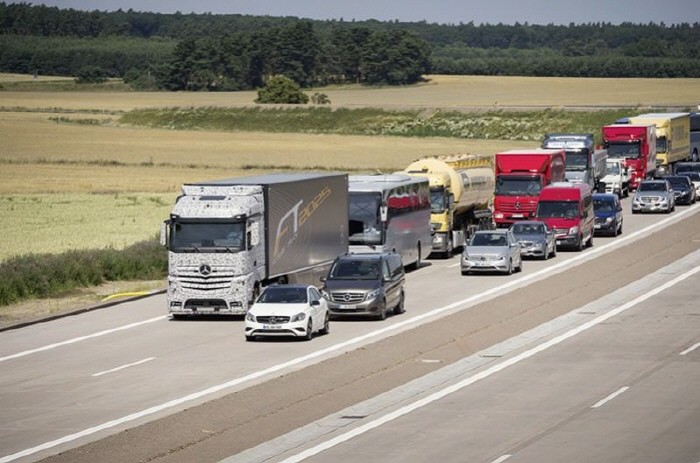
[1,74,698,260]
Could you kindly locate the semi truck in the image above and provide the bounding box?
[542,133,607,190]
[628,112,690,176]
[161,173,349,318]
[404,155,494,257]
[602,124,656,191]
[492,149,566,227]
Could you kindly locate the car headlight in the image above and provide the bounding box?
[245,312,256,322]
[569,226,579,235]
[497,254,507,261]
[605,217,613,224]
[291,312,306,322]
[320,289,330,300]
[367,288,382,300]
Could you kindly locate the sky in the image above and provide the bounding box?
[16,0,700,25]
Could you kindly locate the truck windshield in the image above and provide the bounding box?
[606,141,640,159]
[169,220,245,252]
[348,192,383,245]
[495,176,541,196]
[656,137,667,154]
[606,162,620,175]
[565,150,589,170]
[536,201,579,219]
[430,187,447,213]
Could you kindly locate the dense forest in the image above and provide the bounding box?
[1,2,699,90]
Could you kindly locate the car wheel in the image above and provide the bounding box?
[586,232,593,248]
[393,291,406,315]
[575,234,584,252]
[303,319,314,341]
[319,312,330,335]
[376,300,388,320]
[617,221,623,236]
[551,244,557,258]
[516,258,523,272]
[542,249,548,260]
[506,260,513,275]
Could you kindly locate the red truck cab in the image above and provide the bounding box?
[535,182,594,252]
[602,124,656,191]
[493,149,566,227]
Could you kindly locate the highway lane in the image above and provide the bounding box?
[249,249,700,463]
[0,199,699,462]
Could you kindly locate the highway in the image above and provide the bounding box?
[0,198,699,463]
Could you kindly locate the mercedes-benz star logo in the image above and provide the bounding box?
[514,201,521,210]
[199,264,212,276]
[343,293,351,302]
[269,316,277,324]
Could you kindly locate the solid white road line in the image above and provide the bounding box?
[490,455,512,463]
[275,265,700,463]
[679,342,700,356]
[591,386,630,409]
[91,357,155,377]
[0,316,166,363]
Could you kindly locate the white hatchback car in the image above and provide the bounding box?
[245,284,330,341]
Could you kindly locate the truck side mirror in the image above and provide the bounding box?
[380,205,388,222]
[160,221,168,247]
[249,222,260,246]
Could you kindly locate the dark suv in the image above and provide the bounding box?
[665,175,697,205]
[321,252,405,320]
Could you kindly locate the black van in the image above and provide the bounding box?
[320,252,405,320]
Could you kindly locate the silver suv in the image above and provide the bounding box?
[321,252,405,320]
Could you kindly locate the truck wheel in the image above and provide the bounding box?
[410,244,422,270]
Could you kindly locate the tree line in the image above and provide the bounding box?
[1,1,699,87]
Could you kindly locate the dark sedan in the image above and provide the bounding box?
[665,175,697,205]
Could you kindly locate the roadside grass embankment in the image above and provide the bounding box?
[0,238,166,308]
[120,106,640,143]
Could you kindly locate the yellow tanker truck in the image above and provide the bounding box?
[629,112,690,176]
[404,154,494,258]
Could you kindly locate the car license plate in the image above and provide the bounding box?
[594,224,601,229]
[556,240,562,245]
[476,261,488,267]
[339,304,356,309]
[263,324,282,330]
[512,213,524,218]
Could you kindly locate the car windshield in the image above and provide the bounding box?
[511,223,544,235]
[666,178,688,189]
[638,182,667,192]
[257,287,308,304]
[536,201,579,219]
[329,259,381,280]
[594,198,614,212]
[470,233,507,246]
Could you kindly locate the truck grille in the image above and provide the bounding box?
[330,291,366,303]
[177,265,235,292]
[498,201,536,213]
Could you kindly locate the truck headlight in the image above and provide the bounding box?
[569,226,579,236]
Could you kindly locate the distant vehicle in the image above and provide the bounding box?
[321,252,405,320]
[632,179,675,214]
[535,182,595,252]
[244,285,330,341]
[510,220,557,260]
[602,124,657,191]
[348,174,431,270]
[664,175,697,205]
[676,172,700,196]
[601,158,630,198]
[674,162,700,174]
[493,149,566,227]
[629,113,690,177]
[461,229,522,275]
[404,155,494,258]
[593,193,623,236]
[542,133,607,191]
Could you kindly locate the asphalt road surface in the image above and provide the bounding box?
[1,198,699,463]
